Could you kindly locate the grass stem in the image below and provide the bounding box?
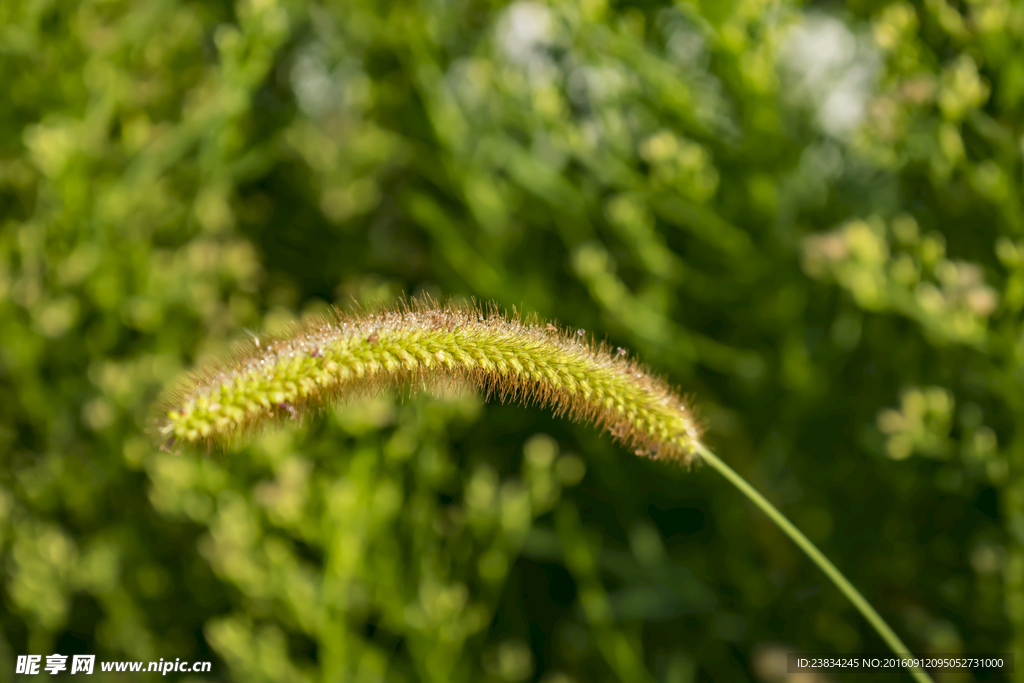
[694,442,934,683]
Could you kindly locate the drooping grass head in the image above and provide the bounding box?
[154,297,704,463]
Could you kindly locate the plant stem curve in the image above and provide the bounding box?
[694,442,934,683]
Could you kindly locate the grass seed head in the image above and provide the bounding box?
[153,296,704,464]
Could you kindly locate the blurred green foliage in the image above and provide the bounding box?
[0,0,1018,681]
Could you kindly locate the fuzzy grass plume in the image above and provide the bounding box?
[154,297,703,459]
[153,296,935,683]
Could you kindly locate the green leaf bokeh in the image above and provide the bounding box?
[0,0,1017,680]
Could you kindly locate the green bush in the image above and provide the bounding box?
[0,0,1015,680]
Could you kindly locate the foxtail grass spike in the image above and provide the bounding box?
[152,296,935,683]
[154,297,703,460]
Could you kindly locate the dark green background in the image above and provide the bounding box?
[0,0,1017,680]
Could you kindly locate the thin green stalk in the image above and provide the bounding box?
[694,442,934,683]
